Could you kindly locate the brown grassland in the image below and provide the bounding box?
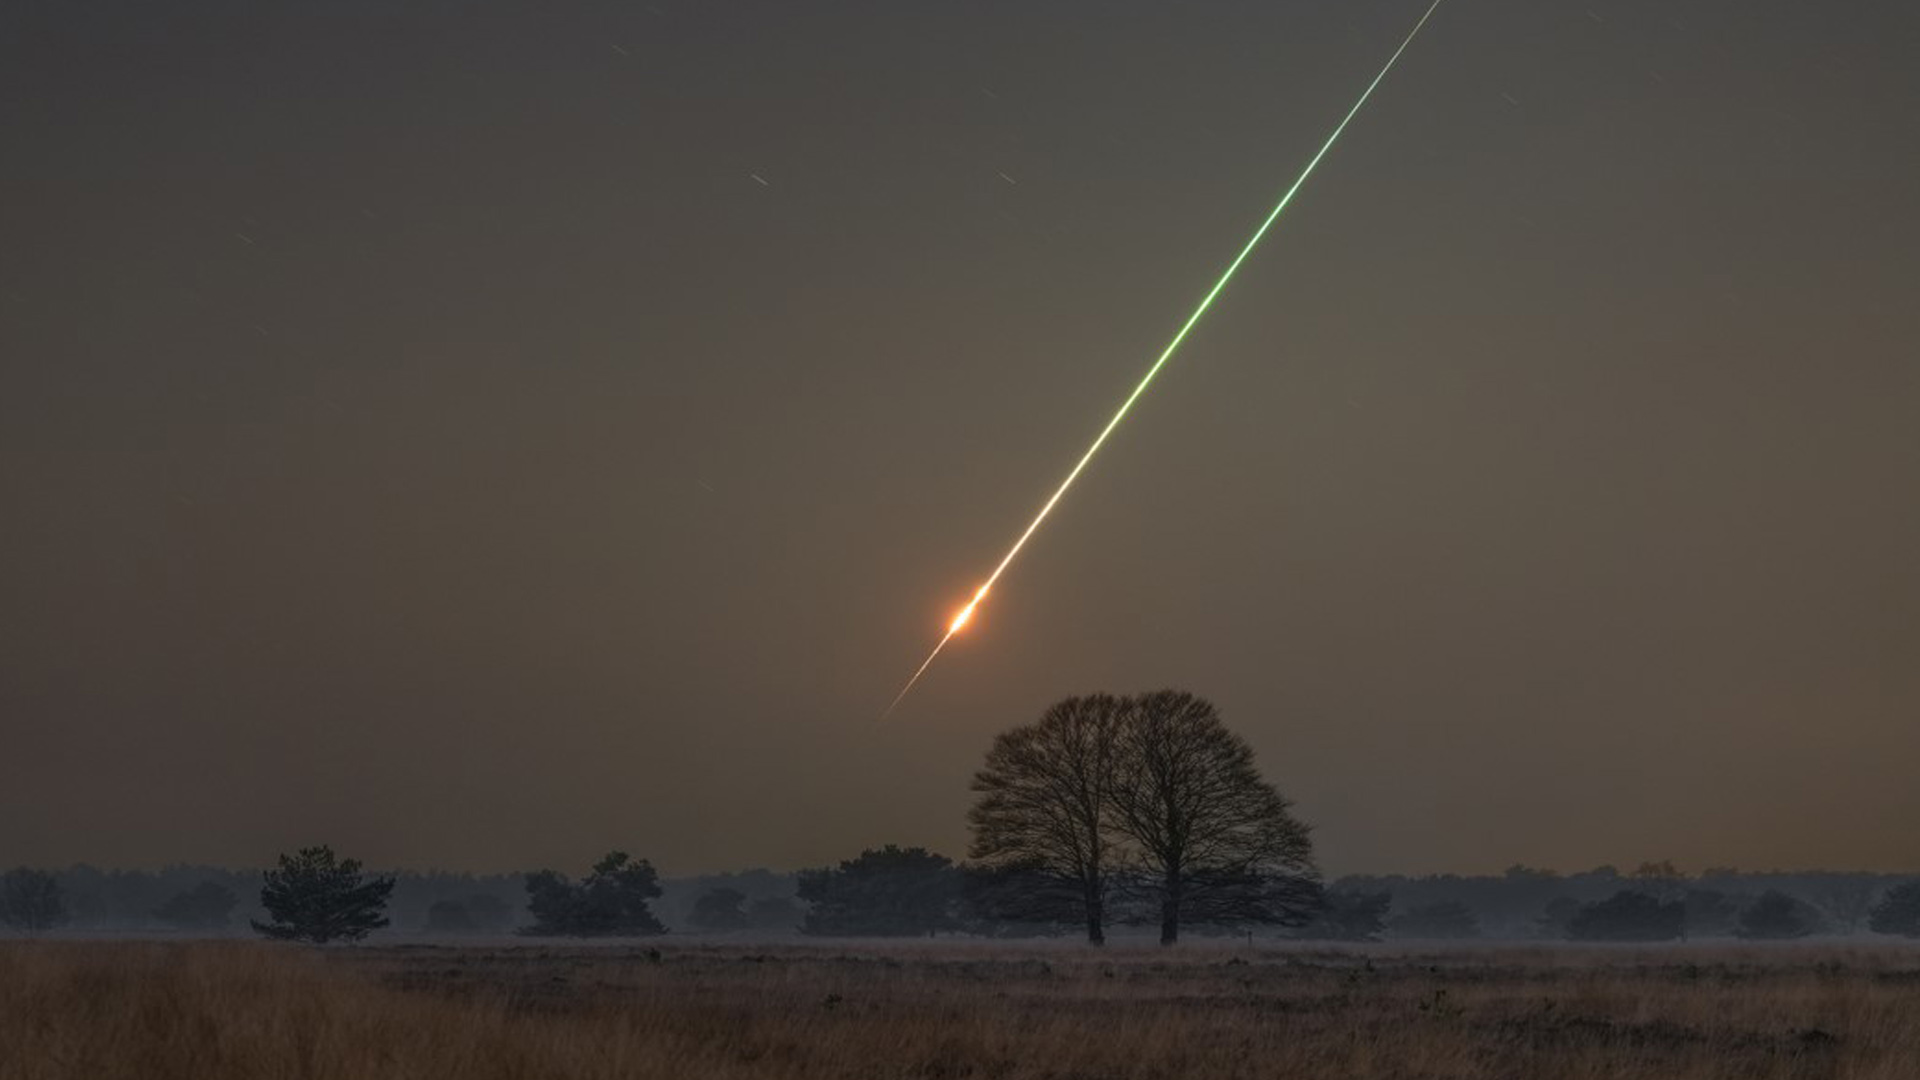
[4,939,1919,1079]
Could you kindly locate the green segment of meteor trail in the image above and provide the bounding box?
[882,0,1449,719]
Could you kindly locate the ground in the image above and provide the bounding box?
[4,939,1918,1078]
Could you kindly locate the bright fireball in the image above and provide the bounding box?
[949,604,976,634]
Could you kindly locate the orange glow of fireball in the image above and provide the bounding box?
[949,605,976,634]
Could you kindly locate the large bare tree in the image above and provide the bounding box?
[967,694,1128,944]
[1111,690,1317,945]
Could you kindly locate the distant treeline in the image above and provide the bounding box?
[7,860,1919,943]
[6,693,1918,945]
[1324,862,1914,941]
[0,864,798,935]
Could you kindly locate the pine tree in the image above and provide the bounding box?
[251,846,395,944]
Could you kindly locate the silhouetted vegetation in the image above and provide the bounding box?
[9,852,1915,943]
[1113,691,1318,945]
[969,694,1128,944]
[424,900,476,933]
[8,821,1912,946]
[1335,865,1903,942]
[1293,890,1391,942]
[1389,900,1480,939]
[1735,890,1820,940]
[153,881,238,931]
[1536,896,1581,939]
[689,887,751,932]
[0,868,68,934]
[747,895,801,932]
[1629,860,1687,902]
[796,846,961,937]
[251,846,395,944]
[1869,882,1920,937]
[522,852,665,937]
[1566,891,1685,942]
[24,865,523,934]
[462,892,514,933]
[1682,889,1740,938]
[959,859,1083,937]
[968,690,1315,946]
[1798,875,1882,934]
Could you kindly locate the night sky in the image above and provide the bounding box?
[3,0,1916,877]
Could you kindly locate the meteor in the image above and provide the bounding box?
[881,0,1448,719]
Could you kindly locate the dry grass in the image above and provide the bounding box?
[5,939,1920,1079]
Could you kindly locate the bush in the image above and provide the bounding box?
[1293,890,1390,942]
[523,852,665,937]
[1735,890,1819,940]
[797,846,961,937]
[1566,891,1685,942]
[1389,901,1481,940]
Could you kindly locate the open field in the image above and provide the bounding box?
[5,939,1920,1079]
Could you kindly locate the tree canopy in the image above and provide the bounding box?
[522,851,666,937]
[966,690,1316,946]
[1565,891,1685,942]
[1734,890,1820,940]
[1111,690,1317,945]
[251,846,395,944]
[968,694,1128,944]
[1294,889,1391,942]
[797,845,961,937]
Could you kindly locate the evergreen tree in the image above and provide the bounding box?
[522,851,666,937]
[251,846,395,944]
[797,846,960,937]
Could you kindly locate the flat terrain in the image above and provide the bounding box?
[5,939,1920,1079]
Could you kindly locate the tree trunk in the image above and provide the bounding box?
[1087,895,1106,946]
[1160,870,1181,946]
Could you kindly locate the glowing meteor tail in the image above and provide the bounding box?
[881,0,1448,720]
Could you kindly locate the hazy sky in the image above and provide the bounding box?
[3,0,1916,878]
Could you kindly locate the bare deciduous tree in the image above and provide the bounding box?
[968,694,1128,944]
[1110,690,1317,946]
[967,690,1316,946]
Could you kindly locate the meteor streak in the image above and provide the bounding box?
[881,0,1448,719]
